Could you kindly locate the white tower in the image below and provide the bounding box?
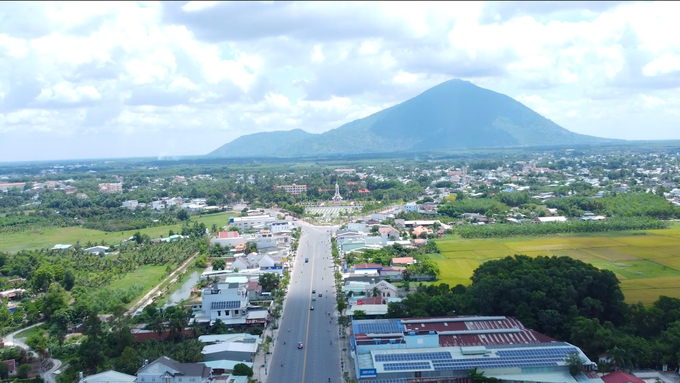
[332,182,343,201]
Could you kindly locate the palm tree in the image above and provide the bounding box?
[146,316,167,338]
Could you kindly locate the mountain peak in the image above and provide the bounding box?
[208,80,612,158]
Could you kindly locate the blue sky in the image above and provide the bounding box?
[1,1,680,161]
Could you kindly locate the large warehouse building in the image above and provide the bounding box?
[351,316,602,383]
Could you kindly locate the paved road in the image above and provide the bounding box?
[267,223,341,383]
[4,323,62,383]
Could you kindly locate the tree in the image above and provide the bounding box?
[233,363,254,377]
[41,282,69,320]
[177,209,190,221]
[259,273,281,292]
[26,332,48,353]
[115,346,142,375]
[0,363,8,379]
[18,364,32,379]
[566,352,585,377]
[353,310,367,320]
[212,258,226,271]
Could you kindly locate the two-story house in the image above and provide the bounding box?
[136,357,210,383]
[198,283,249,325]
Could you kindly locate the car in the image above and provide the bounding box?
[319,293,322,297]
[312,297,316,301]
[310,306,314,310]
[297,342,303,349]
[305,258,309,263]
[312,289,316,294]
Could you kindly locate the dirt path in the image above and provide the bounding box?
[127,252,198,315]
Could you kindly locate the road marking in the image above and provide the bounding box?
[301,240,316,383]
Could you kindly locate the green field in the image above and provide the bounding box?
[435,226,680,305]
[0,212,236,253]
[107,265,169,292]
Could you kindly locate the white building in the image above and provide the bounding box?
[198,283,249,325]
[83,246,109,255]
[136,357,211,383]
[121,200,138,210]
[404,202,418,213]
[229,215,277,230]
[270,221,291,233]
[151,200,166,210]
[79,370,136,383]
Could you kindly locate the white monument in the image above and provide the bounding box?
[332,182,343,202]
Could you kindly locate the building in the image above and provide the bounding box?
[0,183,26,192]
[275,184,307,195]
[122,200,139,210]
[98,183,123,193]
[0,359,16,376]
[136,357,211,383]
[350,316,600,382]
[391,257,414,266]
[229,215,277,230]
[601,371,646,383]
[84,246,109,255]
[270,221,291,234]
[197,283,248,325]
[404,202,418,213]
[79,370,136,383]
[51,244,72,251]
[202,341,259,363]
[534,216,568,223]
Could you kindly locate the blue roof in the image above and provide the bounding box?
[361,380,408,383]
[353,319,403,335]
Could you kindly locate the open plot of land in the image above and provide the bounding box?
[107,265,169,293]
[435,229,680,305]
[0,212,236,252]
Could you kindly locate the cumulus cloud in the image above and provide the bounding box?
[0,1,679,161]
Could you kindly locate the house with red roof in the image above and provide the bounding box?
[602,371,646,383]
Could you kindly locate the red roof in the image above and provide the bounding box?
[602,372,646,383]
[218,231,239,239]
[400,316,556,347]
[355,263,383,269]
[1,359,15,373]
[356,296,383,305]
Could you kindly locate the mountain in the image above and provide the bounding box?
[208,129,314,158]
[207,79,612,158]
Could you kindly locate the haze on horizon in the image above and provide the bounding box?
[1,1,680,162]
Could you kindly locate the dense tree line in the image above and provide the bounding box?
[386,255,680,370]
[547,193,680,219]
[456,217,668,238]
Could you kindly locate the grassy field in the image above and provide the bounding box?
[434,226,680,305]
[0,212,237,252]
[107,265,169,293]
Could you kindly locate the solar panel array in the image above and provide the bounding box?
[431,360,559,371]
[496,347,577,358]
[383,362,431,371]
[355,319,404,334]
[211,301,240,310]
[375,352,452,362]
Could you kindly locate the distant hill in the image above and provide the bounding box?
[207,79,614,158]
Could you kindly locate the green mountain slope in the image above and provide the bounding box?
[208,129,314,158]
[208,79,612,158]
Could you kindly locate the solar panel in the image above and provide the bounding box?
[210,301,241,310]
[383,362,431,371]
[354,319,404,334]
[375,352,452,362]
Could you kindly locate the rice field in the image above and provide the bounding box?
[435,228,680,305]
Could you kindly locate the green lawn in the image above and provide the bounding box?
[0,212,236,252]
[107,265,169,292]
[434,227,680,305]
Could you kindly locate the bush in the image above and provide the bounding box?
[232,363,253,377]
[18,364,33,379]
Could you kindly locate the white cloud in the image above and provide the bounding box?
[1,1,680,161]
